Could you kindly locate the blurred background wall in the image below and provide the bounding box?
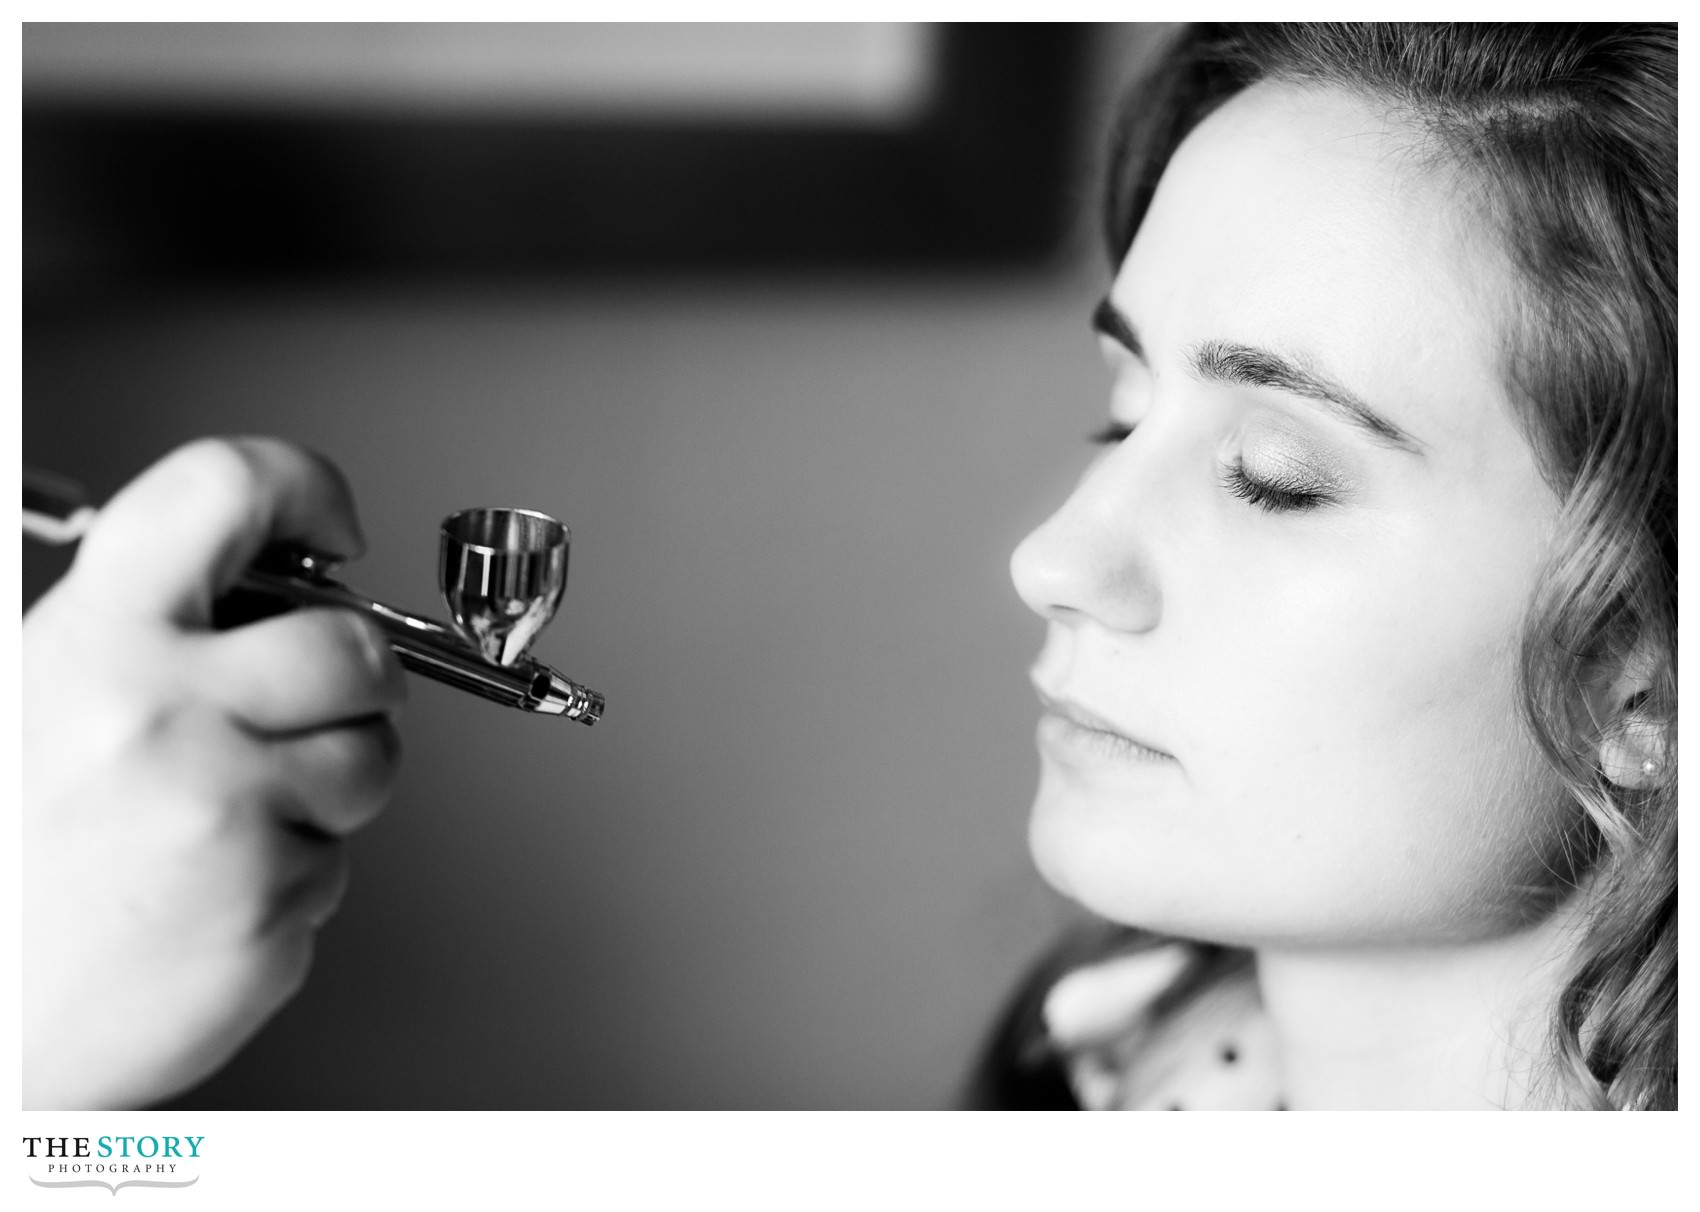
[23,22,1169,1109]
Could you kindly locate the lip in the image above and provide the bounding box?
[1032,685,1176,766]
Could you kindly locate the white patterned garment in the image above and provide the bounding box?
[1042,943,1287,1111]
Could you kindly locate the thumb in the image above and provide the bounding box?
[69,437,367,628]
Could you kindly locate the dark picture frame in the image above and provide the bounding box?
[25,24,1091,287]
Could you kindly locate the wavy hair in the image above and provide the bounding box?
[1091,22,1676,1110]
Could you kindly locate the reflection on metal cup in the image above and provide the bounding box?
[439,507,569,667]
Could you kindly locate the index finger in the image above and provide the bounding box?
[69,437,366,627]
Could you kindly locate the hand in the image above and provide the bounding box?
[23,437,407,1109]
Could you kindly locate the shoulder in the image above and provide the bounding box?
[965,925,1280,1110]
[1043,940,1282,1110]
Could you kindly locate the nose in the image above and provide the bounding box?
[1009,448,1164,634]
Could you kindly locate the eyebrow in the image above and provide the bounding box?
[1091,297,1423,454]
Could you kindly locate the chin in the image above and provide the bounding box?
[1025,791,1347,948]
[1024,793,1199,933]
[1025,803,1081,904]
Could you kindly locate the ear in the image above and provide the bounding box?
[1590,656,1670,790]
[1599,712,1668,789]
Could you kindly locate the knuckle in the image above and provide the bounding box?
[371,716,405,776]
[312,851,353,923]
[137,719,272,849]
[356,720,405,803]
[75,676,182,769]
[151,778,257,861]
[314,723,401,829]
[249,931,316,1006]
[343,717,403,780]
[120,696,212,778]
[131,814,267,934]
[261,847,349,935]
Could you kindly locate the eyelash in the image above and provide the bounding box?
[1085,422,1332,514]
[1221,464,1330,513]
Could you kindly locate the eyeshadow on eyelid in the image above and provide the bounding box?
[1240,440,1347,493]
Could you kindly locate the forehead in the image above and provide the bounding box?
[1116,81,1521,461]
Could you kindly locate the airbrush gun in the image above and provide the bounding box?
[23,468,604,724]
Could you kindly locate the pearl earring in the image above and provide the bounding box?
[1641,758,1662,777]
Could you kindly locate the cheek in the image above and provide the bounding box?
[1184,527,1567,929]
[1205,565,1521,785]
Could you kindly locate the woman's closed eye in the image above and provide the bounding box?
[1221,461,1334,513]
[1088,421,1338,514]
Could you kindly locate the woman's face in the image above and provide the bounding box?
[1010,81,1569,948]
